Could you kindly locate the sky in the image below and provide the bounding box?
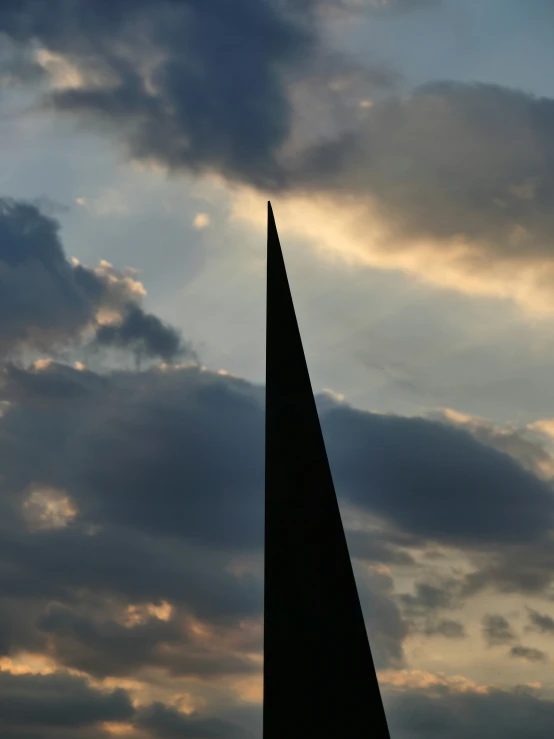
[3,1,554,737]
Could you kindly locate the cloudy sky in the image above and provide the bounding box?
[3,1,554,737]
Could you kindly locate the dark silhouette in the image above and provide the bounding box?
[264,202,391,738]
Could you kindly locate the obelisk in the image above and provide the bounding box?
[264,202,391,738]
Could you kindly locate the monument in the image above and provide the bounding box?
[264,202,391,738]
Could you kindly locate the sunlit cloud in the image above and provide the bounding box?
[193,213,210,229]
[228,186,554,316]
[22,485,78,531]
[378,669,491,694]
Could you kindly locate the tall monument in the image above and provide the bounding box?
[264,202,391,738]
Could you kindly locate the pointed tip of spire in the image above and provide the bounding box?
[267,201,278,254]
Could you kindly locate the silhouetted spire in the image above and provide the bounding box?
[264,202,391,738]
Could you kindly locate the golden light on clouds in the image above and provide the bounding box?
[378,669,491,694]
[93,260,147,302]
[0,653,57,676]
[32,358,53,371]
[227,186,554,316]
[193,213,210,229]
[23,485,77,531]
[34,47,120,92]
[529,419,554,438]
[34,49,85,90]
[102,723,137,736]
[231,674,263,703]
[122,601,174,627]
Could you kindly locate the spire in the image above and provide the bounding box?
[263,202,391,738]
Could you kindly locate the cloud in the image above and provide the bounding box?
[322,403,554,547]
[0,670,133,728]
[423,619,466,639]
[354,564,408,668]
[482,614,515,646]
[1,360,553,630]
[510,646,547,663]
[37,602,260,680]
[230,78,554,314]
[398,579,465,639]
[0,0,404,191]
[94,304,191,364]
[347,528,416,565]
[193,213,210,230]
[6,1,554,316]
[0,668,254,738]
[384,681,554,739]
[527,608,554,634]
[399,581,459,614]
[135,702,254,739]
[0,33,46,88]
[4,233,554,727]
[0,199,106,356]
[293,82,554,258]
[462,539,554,597]
[0,199,188,363]
[0,359,415,676]
[4,361,553,560]
[0,0,316,188]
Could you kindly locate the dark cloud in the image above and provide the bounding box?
[0,334,553,725]
[482,614,515,645]
[462,540,554,597]
[94,304,191,364]
[0,668,252,739]
[0,361,414,671]
[428,411,554,482]
[527,608,554,634]
[3,3,552,285]
[0,363,264,549]
[4,362,552,566]
[347,528,416,565]
[1,361,552,630]
[0,199,105,356]
[0,670,133,728]
[384,683,554,739]
[354,564,408,668]
[323,404,554,547]
[38,604,182,676]
[399,581,459,614]
[510,645,547,663]
[0,0,405,189]
[37,603,259,679]
[293,82,554,266]
[0,199,187,363]
[424,619,466,639]
[398,580,465,639]
[136,702,254,739]
[0,0,316,188]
